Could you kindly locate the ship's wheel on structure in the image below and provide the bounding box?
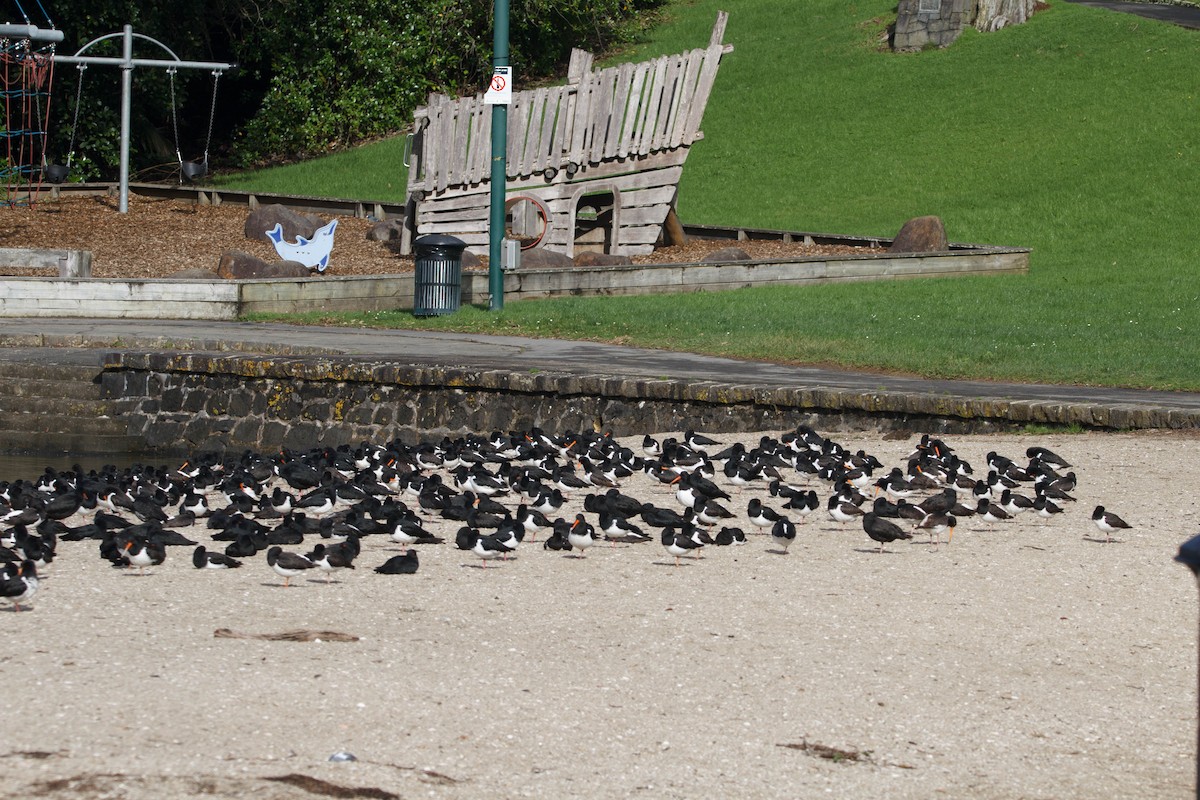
[0,2,62,207]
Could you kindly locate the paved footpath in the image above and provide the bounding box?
[0,318,1197,424]
[1062,0,1200,29]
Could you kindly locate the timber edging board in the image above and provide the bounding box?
[94,351,1199,457]
[0,243,1029,319]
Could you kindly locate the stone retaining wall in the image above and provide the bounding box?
[893,0,974,50]
[98,352,1188,457]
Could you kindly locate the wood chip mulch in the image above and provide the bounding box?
[0,194,882,279]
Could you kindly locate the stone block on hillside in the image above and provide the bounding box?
[367,219,405,242]
[701,246,752,263]
[244,204,324,243]
[519,247,574,269]
[573,252,633,267]
[888,215,948,253]
[218,250,270,279]
[260,261,313,278]
[217,252,314,280]
[167,267,221,280]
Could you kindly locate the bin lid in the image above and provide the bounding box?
[414,234,468,253]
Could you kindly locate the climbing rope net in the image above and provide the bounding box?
[0,31,55,206]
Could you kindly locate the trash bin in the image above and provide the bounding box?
[412,234,467,316]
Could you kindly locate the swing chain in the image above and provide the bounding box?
[202,69,220,165]
[65,63,84,168]
[167,66,182,165]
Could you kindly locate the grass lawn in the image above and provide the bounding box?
[232,0,1200,391]
[216,134,411,201]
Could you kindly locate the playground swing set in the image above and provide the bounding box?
[0,0,233,210]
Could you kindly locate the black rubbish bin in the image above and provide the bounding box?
[412,234,467,316]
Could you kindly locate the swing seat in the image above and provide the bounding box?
[181,160,207,181]
[44,164,70,184]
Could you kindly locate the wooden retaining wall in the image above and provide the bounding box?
[0,246,1029,319]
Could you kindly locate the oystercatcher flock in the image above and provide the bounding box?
[0,425,1132,610]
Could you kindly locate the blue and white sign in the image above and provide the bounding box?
[265,219,338,272]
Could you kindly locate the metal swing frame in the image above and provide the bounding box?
[54,24,234,213]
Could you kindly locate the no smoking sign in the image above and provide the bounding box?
[484,66,512,105]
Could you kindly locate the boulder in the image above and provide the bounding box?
[701,246,752,263]
[518,247,574,270]
[218,250,270,279]
[218,251,316,280]
[888,215,948,253]
[366,219,405,242]
[574,251,633,267]
[460,249,482,270]
[244,204,324,244]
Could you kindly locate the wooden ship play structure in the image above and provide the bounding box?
[403,12,732,259]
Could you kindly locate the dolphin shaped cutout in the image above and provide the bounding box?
[265,219,338,272]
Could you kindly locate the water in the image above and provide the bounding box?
[0,452,177,483]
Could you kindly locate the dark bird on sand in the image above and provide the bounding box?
[375,549,419,574]
[1026,446,1071,468]
[863,511,913,553]
[714,526,747,546]
[192,545,242,569]
[543,519,572,551]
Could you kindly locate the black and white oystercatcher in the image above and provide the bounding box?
[1091,505,1131,543]
[0,559,38,611]
[661,526,703,566]
[266,546,315,587]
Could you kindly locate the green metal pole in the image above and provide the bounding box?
[488,0,509,311]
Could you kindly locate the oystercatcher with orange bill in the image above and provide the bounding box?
[120,534,166,574]
[917,513,956,548]
[0,559,38,611]
[567,514,600,556]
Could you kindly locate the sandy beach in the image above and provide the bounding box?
[3,428,1198,799]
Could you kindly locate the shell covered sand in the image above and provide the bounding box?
[2,428,1198,799]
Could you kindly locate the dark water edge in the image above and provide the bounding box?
[0,452,179,483]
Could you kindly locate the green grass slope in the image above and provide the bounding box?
[239,1,1200,390]
[217,135,411,201]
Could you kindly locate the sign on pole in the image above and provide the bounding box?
[484,66,512,105]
